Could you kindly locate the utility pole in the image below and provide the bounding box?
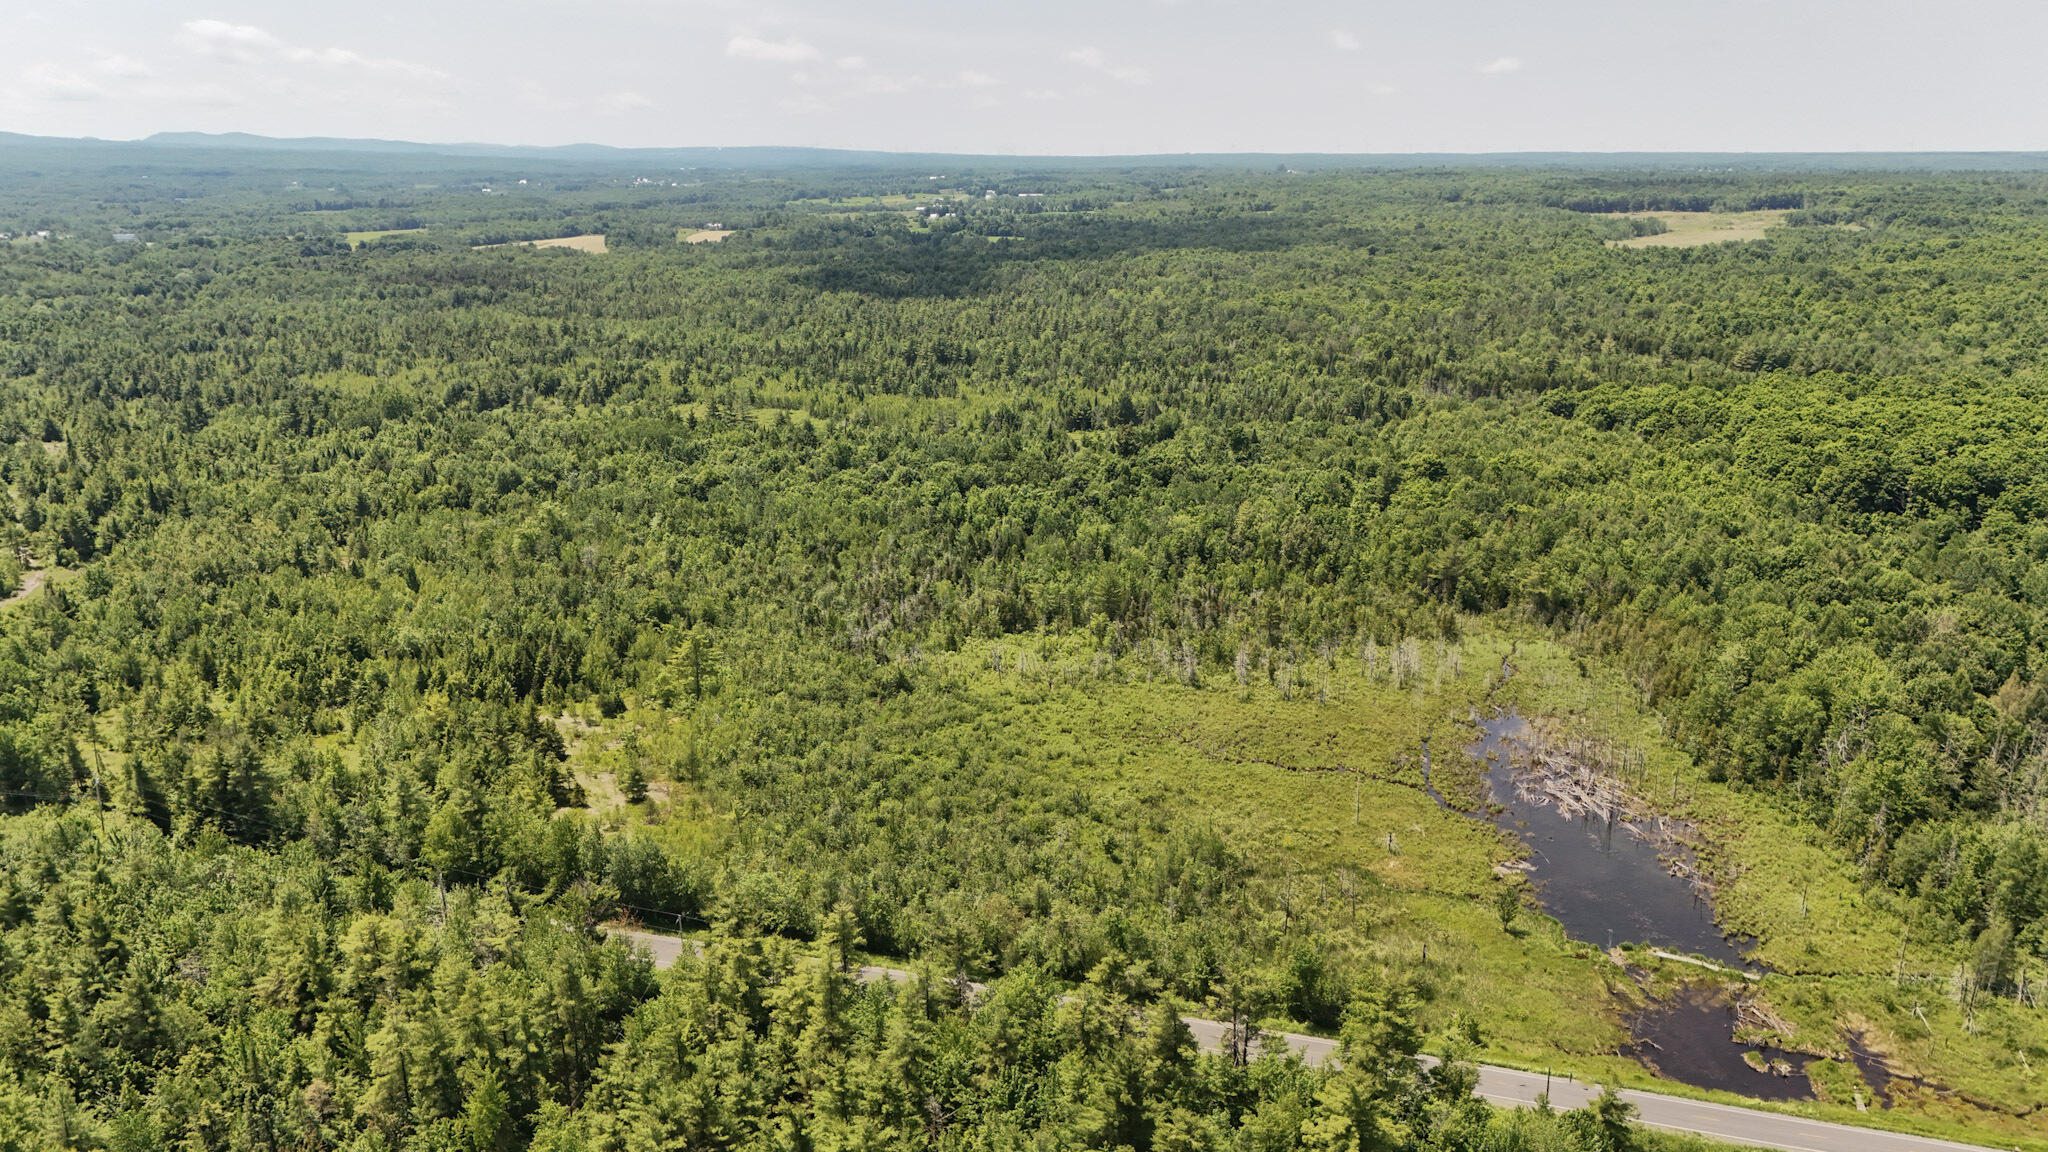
[1895,916,1910,987]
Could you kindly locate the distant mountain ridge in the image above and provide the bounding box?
[2,130,2046,171]
[137,131,912,166]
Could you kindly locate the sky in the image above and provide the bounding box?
[1,0,2043,155]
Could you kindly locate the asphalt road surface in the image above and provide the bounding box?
[608,929,2002,1152]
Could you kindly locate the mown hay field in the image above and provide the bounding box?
[477,234,608,253]
[1605,210,1790,247]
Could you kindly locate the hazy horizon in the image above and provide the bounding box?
[3,0,2044,156]
[26,130,2048,161]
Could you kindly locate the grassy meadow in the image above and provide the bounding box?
[473,233,609,252]
[341,226,426,246]
[1603,210,1790,248]
[558,625,2045,1147]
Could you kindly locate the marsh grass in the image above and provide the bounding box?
[582,624,2042,1143]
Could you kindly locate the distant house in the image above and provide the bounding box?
[113,232,138,243]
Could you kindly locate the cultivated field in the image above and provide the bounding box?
[477,234,608,253]
[343,227,425,247]
[681,229,733,243]
[1605,210,1790,248]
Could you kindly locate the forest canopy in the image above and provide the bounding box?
[0,145,2044,1149]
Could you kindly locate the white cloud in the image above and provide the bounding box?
[726,33,820,63]
[92,54,155,79]
[176,19,277,64]
[1064,46,1150,85]
[10,52,244,112]
[1370,83,1398,96]
[1477,56,1523,74]
[853,72,925,95]
[299,46,438,77]
[177,19,450,81]
[1330,30,1360,52]
[733,50,1003,102]
[596,90,653,115]
[140,80,240,106]
[18,62,105,102]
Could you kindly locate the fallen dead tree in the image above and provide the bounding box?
[1504,752,1640,823]
[1497,720,1717,898]
[1734,994,1797,1040]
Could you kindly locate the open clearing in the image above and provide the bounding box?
[1605,210,1790,248]
[343,227,424,247]
[0,568,46,611]
[788,193,944,208]
[568,625,2046,1147]
[681,229,733,243]
[1,558,75,612]
[477,234,608,253]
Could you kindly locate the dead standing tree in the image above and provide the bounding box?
[1501,720,1716,896]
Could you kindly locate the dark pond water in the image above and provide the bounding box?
[1468,710,1754,968]
[1626,986,1814,1101]
[1842,1030,1925,1107]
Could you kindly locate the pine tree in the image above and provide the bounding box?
[124,754,170,831]
[464,1067,514,1152]
[618,759,647,804]
[1564,1087,1637,1152]
[363,1017,414,1139]
[1495,885,1520,933]
[821,901,863,974]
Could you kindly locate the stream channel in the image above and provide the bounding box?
[1460,710,1838,1102]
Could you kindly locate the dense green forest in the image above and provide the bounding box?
[0,144,2044,1148]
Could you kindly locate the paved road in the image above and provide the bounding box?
[607,929,2003,1152]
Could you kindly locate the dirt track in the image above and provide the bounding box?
[0,567,46,609]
